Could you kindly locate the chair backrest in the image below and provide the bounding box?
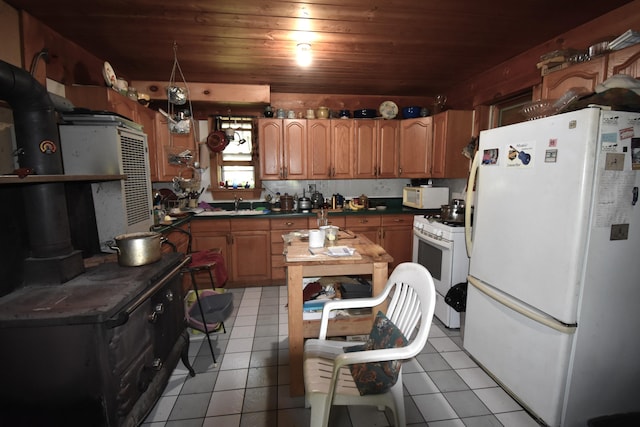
[382,262,436,358]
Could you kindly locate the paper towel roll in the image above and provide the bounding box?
[308,229,325,248]
[199,142,210,169]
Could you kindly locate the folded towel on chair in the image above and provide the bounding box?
[190,251,228,286]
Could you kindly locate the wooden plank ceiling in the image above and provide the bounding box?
[5,0,633,96]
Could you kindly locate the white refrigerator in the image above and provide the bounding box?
[463,107,640,426]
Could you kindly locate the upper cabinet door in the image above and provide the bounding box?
[282,119,307,179]
[377,120,399,178]
[607,43,640,79]
[354,120,377,178]
[541,55,607,100]
[399,117,432,178]
[330,119,354,179]
[258,119,284,179]
[307,119,332,179]
[431,110,473,179]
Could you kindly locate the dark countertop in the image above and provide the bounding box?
[187,198,439,221]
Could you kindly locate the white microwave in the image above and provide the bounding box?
[402,186,449,209]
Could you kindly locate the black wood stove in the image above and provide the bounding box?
[0,253,194,426]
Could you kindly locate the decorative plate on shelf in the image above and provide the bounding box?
[379,101,398,119]
[102,61,117,87]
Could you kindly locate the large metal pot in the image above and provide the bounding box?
[298,196,312,212]
[280,193,294,212]
[109,232,164,267]
[441,202,465,223]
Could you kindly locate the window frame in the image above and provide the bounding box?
[208,116,262,200]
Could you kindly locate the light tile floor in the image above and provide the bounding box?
[142,286,541,427]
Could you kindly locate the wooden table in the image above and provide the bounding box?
[284,231,393,396]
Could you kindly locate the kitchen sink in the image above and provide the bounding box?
[196,209,267,216]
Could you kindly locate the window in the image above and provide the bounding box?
[209,116,262,200]
[490,91,533,128]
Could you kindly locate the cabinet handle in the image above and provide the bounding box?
[398,167,403,175]
[284,167,288,178]
[286,221,294,226]
[360,219,368,224]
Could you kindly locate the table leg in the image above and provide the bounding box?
[287,264,305,396]
[372,261,389,315]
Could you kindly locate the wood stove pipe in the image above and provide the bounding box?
[0,59,82,283]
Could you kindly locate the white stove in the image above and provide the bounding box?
[412,215,469,328]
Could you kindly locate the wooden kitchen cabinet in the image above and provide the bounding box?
[377,120,400,178]
[270,217,309,281]
[192,218,270,287]
[607,43,640,78]
[307,119,332,179]
[345,215,382,245]
[540,55,607,100]
[380,214,414,272]
[153,113,198,182]
[431,110,473,178]
[230,219,271,285]
[399,117,433,178]
[190,219,231,286]
[307,215,345,229]
[354,120,377,178]
[354,120,399,178]
[258,118,307,180]
[344,213,412,273]
[330,120,355,179]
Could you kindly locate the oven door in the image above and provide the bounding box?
[412,227,454,297]
[412,227,460,327]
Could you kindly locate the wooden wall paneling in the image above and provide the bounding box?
[19,11,104,87]
[0,2,21,67]
[447,1,640,109]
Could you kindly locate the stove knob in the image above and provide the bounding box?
[435,229,444,238]
[148,303,165,323]
[155,302,165,314]
[152,358,163,371]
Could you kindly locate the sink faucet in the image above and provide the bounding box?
[234,195,243,212]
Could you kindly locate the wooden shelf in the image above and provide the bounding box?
[0,174,126,185]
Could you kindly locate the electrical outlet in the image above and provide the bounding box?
[308,184,316,193]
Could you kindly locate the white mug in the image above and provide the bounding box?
[308,229,325,248]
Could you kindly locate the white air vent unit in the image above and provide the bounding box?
[59,123,153,252]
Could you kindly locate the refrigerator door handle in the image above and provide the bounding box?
[465,151,481,258]
[467,275,577,334]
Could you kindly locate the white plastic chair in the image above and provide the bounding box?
[303,262,436,427]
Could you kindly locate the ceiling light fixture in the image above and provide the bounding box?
[297,43,312,67]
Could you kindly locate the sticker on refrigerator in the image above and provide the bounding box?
[632,138,640,170]
[506,142,534,168]
[601,132,618,151]
[482,148,499,165]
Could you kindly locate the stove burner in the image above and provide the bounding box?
[423,214,464,227]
